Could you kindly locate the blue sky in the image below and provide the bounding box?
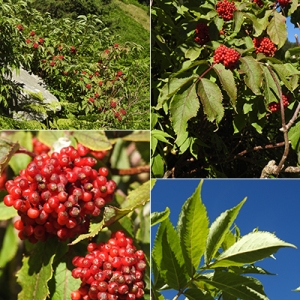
[151,179,300,300]
[287,17,299,43]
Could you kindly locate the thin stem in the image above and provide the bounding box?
[110,165,150,175]
[16,147,36,158]
[266,64,289,176]
[283,103,300,130]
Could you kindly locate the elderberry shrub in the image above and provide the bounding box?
[4,145,117,243]
[71,230,146,300]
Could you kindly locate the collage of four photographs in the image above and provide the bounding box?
[1,0,300,299]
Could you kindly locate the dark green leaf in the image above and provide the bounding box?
[197,78,224,123]
[17,239,61,300]
[170,79,200,143]
[240,56,263,95]
[213,64,237,107]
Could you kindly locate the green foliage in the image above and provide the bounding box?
[0,0,150,129]
[151,180,297,299]
[152,0,300,178]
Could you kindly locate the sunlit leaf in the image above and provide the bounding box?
[211,231,296,268]
[177,180,209,277]
[205,198,247,265]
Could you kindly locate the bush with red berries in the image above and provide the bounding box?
[152,0,300,178]
[0,131,150,299]
[0,1,150,130]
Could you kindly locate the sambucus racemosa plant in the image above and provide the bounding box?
[151,180,297,299]
[152,0,300,178]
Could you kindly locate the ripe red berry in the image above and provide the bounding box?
[277,0,290,7]
[216,0,237,21]
[253,37,276,57]
[213,45,240,69]
[194,23,210,45]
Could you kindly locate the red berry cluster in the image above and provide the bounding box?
[253,37,276,57]
[4,145,116,243]
[216,0,237,21]
[213,45,240,69]
[71,231,146,300]
[268,94,289,112]
[194,23,210,46]
[277,0,290,7]
[32,137,51,155]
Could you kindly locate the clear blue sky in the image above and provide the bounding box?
[287,17,299,43]
[151,179,300,300]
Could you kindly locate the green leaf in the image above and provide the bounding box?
[50,261,79,300]
[151,130,173,149]
[170,79,200,143]
[199,272,268,300]
[159,219,189,290]
[197,78,224,123]
[151,207,170,227]
[37,131,65,148]
[122,180,150,209]
[184,288,214,300]
[73,131,112,151]
[213,64,237,107]
[151,153,165,178]
[0,138,20,175]
[0,201,18,220]
[261,65,280,105]
[177,180,209,277]
[69,221,104,245]
[185,46,202,61]
[204,198,247,265]
[211,231,296,268]
[288,121,300,151]
[267,11,287,49]
[121,131,150,142]
[231,265,276,276]
[0,223,18,268]
[17,239,60,300]
[240,56,263,95]
[8,131,32,176]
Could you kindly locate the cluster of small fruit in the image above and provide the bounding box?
[213,44,240,69]
[253,37,277,57]
[194,23,210,46]
[71,231,146,300]
[216,0,237,21]
[268,94,289,112]
[3,145,116,243]
[32,137,108,161]
[277,0,290,7]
